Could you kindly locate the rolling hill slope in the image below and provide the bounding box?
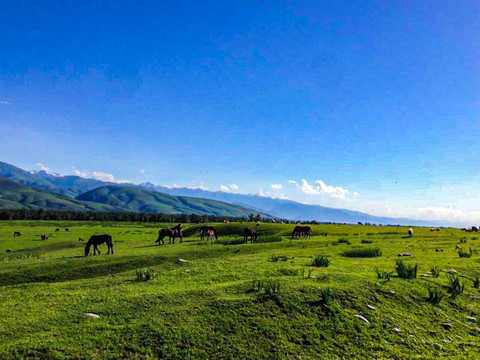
[75,186,268,217]
[0,177,120,212]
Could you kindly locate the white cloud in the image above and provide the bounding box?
[73,169,88,177]
[229,184,239,191]
[91,171,130,184]
[36,163,50,172]
[353,192,359,197]
[92,171,115,182]
[258,189,267,197]
[219,185,230,192]
[0,101,12,105]
[140,169,146,174]
[416,206,480,224]
[288,180,299,186]
[271,184,282,189]
[314,180,349,199]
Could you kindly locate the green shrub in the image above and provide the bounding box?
[337,238,351,244]
[459,237,467,244]
[136,268,155,282]
[343,247,382,258]
[264,281,281,295]
[361,239,373,244]
[395,260,418,279]
[426,283,444,305]
[216,237,246,245]
[270,254,289,262]
[311,255,331,267]
[374,267,391,281]
[250,280,281,295]
[446,274,465,299]
[430,266,441,278]
[458,248,473,258]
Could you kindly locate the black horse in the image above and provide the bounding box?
[156,224,183,245]
[85,234,114,256]
[244,228,257,243]
[200,226,218,242]
[13,231,21,237]
[291,226,312,239]
[65,228,69,232]
[55,228,60,232]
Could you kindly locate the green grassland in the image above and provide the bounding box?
[0,222,479,359]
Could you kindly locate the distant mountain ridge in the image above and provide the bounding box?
[0,160,445,225]
[76,186,269,217]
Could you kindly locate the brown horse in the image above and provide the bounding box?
[200,226,218,242]
[156,224,183,245]
[244,228,257,243]
[40,234,48,240]
[85,234,113,256]
[291,226,312,239]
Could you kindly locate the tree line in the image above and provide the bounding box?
[0,208,362,225]
[0,208,284,223]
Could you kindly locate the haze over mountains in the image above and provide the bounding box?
[0,161,446,225]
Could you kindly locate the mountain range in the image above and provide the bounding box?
[0,160,443,225]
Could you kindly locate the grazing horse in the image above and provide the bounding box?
[171,224,183,243]
[244,228,257,243]
[408,228,413,237]
[13,231,21,237]
[65,228,69,232]
[85,234,113,256]
[291,226,312,239]
[55,228,60,232]
[40,234,48,240]
[78,237,84,241]
[156,228,176,245]
[200,226,218,242]
[205,229,216,244]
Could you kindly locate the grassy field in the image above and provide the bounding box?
[0,221,479,359]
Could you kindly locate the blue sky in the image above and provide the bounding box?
[0,1,479,223]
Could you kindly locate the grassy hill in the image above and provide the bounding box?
[0,221,479,359]
[0,177,120,212]
[76,185,268,217]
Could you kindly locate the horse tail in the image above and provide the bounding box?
[213,228,218,240]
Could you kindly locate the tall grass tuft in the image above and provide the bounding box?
[337,238,351,244]
[425,283,444,305]
[374,267,391,281]
[361,239,373,244]
[343,247,382,258]
[320,287,334,305]
[446,274,465,299]
[269,254,289,262]
[458,248,473,258]
[311,255,331,267]
[430,266,441,278]
[136,268,156,282]
[395,260,418,279]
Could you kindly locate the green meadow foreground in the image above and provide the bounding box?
[0,222,479,359]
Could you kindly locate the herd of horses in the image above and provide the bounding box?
[10,223,429,257]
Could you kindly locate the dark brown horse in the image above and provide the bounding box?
[40,234,48,240]
[291,226,312,239]
[156,224,183,245]
[85,234,114,256]
[244,228,257,243]
[200,226,218,242]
